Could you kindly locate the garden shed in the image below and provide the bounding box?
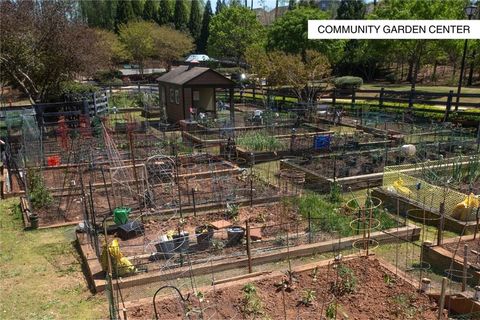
[157,65,236,123]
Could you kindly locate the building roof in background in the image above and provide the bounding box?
[156,65,235,87]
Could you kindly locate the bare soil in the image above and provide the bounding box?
[127,258,441,320]
[442,238,480,267]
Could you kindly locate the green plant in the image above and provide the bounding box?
[195,290,205,302]
[27,168,53,210]
[333,264,357,295]
[310,266,319,282]
[390,294,419,318]
[328,182,343,203]
[211,239,225,251]
[226,203,239,220]
[333,76,363,90]
[383,273,396,288]
[236,130,287,151]
[242,283,263,315]
[300,289,316,306]
[326,302,336,319]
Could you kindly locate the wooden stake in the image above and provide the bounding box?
[462,244,468,292]
[438,277,448,320]
[246,220,252,273]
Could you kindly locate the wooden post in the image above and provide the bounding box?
[408,86,415,110]
[443,90,453,122]
[462,244,468,292]
[191,188,196,217]
[437,202,445,246]
[351,88,356,109]
[92,92,98,115]
[379,87,385,108]
[252,85,256,100]
[246,220,252,273]
[438,277,448,320]
[332,88,336,107]
[308,211,312,244]
[229,88,235,125]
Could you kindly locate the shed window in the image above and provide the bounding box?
[175,90,180,104]
[169,88,174,103]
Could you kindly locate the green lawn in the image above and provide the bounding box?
[362,83,480,95]
[0,198,106,319]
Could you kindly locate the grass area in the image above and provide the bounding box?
[0,198,106,319]
[362,83,480,95]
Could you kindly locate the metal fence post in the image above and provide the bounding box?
[379,87,385,108]
[443,90,453,122]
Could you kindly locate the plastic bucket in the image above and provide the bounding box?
[113,207,131,225]
[195,226,214,249]
[155,238,175,259]
[172,232,190,252]
[227,227,245,246]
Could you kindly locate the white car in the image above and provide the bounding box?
[185,54,211,62]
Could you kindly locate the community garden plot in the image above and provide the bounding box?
[422,234,480,288]
[122,257,445,320]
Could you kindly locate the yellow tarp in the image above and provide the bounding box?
[393,178,413,197]
[451,193,479,221]
[100,239,136,277]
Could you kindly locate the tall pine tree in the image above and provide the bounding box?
[215,0,224,14]
[115,0,135,31]
[336,0,365,19]
[189,0,202,41]
[174,0,188,31]
[288,0,296,10]
[143,0,157,21]
[197,0,212,53]
[158,0,173,25]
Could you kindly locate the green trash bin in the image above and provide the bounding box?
[113,207,131,225]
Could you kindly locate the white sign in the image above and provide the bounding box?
[308,20,480,39]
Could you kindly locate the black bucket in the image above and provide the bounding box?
[195,226,214,249]
[172,232,190,252]
[227,227,245,246]
[155,239,175,259]
[30,213,39,229]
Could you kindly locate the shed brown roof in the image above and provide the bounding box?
[156,65,235,87]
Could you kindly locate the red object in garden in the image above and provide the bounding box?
[79,115,92,138]
[47,155,61,167]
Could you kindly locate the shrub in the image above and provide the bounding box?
[236,130,286,151]
[27,168,53,210]
[333,76,363,90]
[59,81,99,94]
[94,70,123,83]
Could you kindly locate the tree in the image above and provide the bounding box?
[371,0,467,85]
[288,0,296,10]
[208,5,264,63]
[267,7,344,62]
[115,0,135,31]
[0,0,109,102]
[118,21,194,72]
[336,0,365,19]
[246,47,331,104]
[197,0,213,53]
[143,0,158,22]
[94,29,130,68]
[174,0,189,31]
[189,0,202,41]
[158,0,174,25]
[215,0,225,14]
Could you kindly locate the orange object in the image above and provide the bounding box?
[47,155,61,166]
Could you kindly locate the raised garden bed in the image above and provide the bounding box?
[121,256,445,319]
[373,188,479,235]
[77,192,421,293]
[421,234,480,287]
